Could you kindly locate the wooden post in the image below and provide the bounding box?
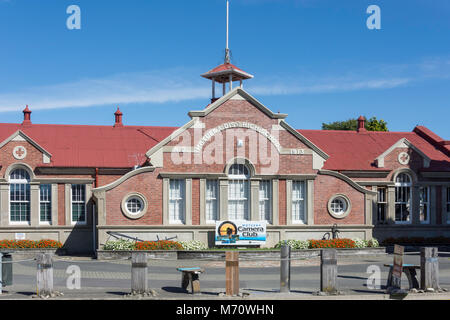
[36,253,54,297]
[225,251,239,296]
[320,249,337,294]
[420,247,440,291]
[131,252,148,295]
[280,244,291,293]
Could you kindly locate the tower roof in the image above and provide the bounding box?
[201,62,254,83]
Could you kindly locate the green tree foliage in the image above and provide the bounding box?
[322,117,388,132]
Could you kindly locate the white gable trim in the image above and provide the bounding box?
[279,121,329,161]
[0,130,52,163]
[188,87,288,120]
[145,118,197,159]
[375,138,431,168]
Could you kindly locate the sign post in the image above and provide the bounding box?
[225,251,239,296]
[391,244,404,290]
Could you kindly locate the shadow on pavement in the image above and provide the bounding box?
[161,286,218,296]
[338,275,368,280]
[106,291,128,296]
[245,288,314,295]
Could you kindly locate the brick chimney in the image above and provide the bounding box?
[357,115,366,133]
[22,105,32,126]
[114,107,123,127]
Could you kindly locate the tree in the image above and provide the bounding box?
[322,117,388,132]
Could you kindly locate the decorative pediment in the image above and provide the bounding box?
[145,88,329,169]
[0,130,52,164]
[375,138,430,168]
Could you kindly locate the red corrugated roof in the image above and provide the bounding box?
[0,123,177,168]
[206,63,247,74]
[298,128,450,171]
[0,121,447,172]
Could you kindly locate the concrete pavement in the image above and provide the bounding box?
[0,251,449,300]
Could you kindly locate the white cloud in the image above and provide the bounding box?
[0,58,447,112]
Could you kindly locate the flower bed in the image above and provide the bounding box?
[0,239,63,249]
[309,239,356,249]
[135,240,183,251]
[274,238,379,250]
[103,239,183,251]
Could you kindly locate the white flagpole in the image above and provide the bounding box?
[225,0,230,63]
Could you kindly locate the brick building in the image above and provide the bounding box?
[0,60,449,254]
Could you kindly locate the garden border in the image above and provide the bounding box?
[96,247,386,261]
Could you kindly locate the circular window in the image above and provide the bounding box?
[121,193,148,219]
[327,194,351,219]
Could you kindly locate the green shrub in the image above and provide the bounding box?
[367,238,380,248]
[179,240,208,251]
[103,239,136,251]
[274,240,310,250]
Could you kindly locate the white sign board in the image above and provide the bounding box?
[215,220,267,246]
[15,233,26,240]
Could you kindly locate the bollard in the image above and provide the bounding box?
[36,253,54,297]
[0,253,2,295]
[420,247,440,291]
[280,244,291,293]
[131,252,148,295]
[320,249,338,294]
[225,251,239,296]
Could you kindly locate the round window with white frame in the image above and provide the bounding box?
[121,193,148,219]
[327,194,351,219]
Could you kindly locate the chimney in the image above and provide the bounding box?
[357,115,366,133]
[22,105,32,126]
[114,107,123,128]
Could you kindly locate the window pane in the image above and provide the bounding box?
[127,198,143,214]
[292,181,306,223]
[377,188,386,222]
[228,180,249,221]
[10,183,30,222]
[259,180,271,222]
[206,180,218,222]
[169,180,185,222]
[40,184,52,222]
[71,185,86,222]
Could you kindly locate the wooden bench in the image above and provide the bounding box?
[177,267,204,294]
[384,264,420,290]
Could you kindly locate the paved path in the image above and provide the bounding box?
[1,252,449,300]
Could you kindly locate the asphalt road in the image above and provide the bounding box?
[2,251,449,299]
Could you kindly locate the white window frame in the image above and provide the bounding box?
[71,184,86,225]
[125,196,144,216]
[9,169,31,225]
[377,187,387,223]
[259,180,272,223]
[419,186,430,224]
[228,164,251,221]
[205,180,219,224]
[292,181,306,224]
[394,173,412,224]
[39,184,52,225]
[169,179,185,224]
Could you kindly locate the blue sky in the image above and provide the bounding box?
[0,0,449,137]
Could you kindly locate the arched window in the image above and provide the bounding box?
[9,168,31,223]
[228,163,250,221]
[395,173,412,223]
